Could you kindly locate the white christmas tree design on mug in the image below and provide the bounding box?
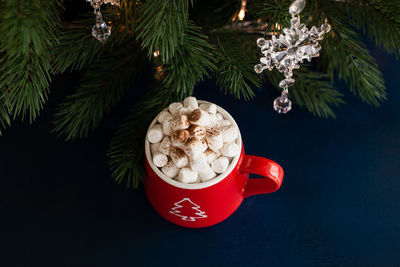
[169,198,207,221]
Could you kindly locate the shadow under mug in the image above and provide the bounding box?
[144,100,284,228]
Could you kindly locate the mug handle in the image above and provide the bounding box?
[239,155,284,198]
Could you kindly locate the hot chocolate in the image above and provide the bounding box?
[147,97,240,183]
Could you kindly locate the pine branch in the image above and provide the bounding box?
[266,68,344,118]
[0,0,61,122]
[52,17,104,74]
[161,21,217,98]
[107,87,180,188]
[344,0,400,58]
[213,33,261,100]
[0,96,11,135]
[53,42,143,140]
[249,0,291,34]
[136,0,192,63]
[321,20,386,106]
[52,5,135,74]
[289,72,344,118]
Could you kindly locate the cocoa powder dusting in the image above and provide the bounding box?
[189,109,202,123]
[188,125,206,138]
[206,128,220,138]
[204,148,214,156]
[175,129,190,142]
[172,147,186,158]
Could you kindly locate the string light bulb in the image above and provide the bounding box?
[238,0,247,21]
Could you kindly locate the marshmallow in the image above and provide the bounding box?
[183,97,199,109]
[150,142,160,154]
[184,137,208,159]
[170,147,189,168]
[178,107,193,116]
[157,111,174,124]
[190,154,208,172]
[204,148,220,164]
[206,128,223,152]
[147,124,164,143]
[221,125,238,143]
[171,129,190,147]
[162,118,174,136]
[177,168,198,183]
[159,136,172,155]
[216,120,232,128]
[153,152,168,167]
[209,114,225,128]
[199,103,217,115]
[198,165,217,182]
[221,143,240,157]
[189,109,211,127]
[188,125,206,138]
[161,160,180,178]
[215,113,223,121]
[172,115,190,130]
[169,102,183,117]
[211,157,230,173]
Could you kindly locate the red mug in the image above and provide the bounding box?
[144,101,284,228]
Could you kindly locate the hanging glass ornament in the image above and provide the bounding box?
[254,0,331,114]
[92,9,111,42]
[86,0,120,42]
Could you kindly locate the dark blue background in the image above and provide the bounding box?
[1,46,399,266]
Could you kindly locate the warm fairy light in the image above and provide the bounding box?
[238,0,247,21]
[154,65,165,80]
[153,50,160,57]
[233,0,247,22]
[238,9,245,21]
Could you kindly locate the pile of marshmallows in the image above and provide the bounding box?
[147,97,240,184]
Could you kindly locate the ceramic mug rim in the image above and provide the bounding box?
[144,100,242,190]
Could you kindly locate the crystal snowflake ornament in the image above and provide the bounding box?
[254,0,331,114]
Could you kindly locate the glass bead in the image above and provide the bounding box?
[274,92,292,114]
[290,16,300,26]
[284,69,293,78]
[279,78,295,89]
[260,57,272,67]
[289,0,306,15]
[321,23,331,33]
[92,23,111,42]
[254,64,265,74]
[87,0,104,9]
[257,38,266,48]
[92,11,111,42]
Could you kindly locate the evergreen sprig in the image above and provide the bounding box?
[160,21,216,99]
[345,0,400,58]
[107,87,179,188]
[0,96,11,135]
[0,0,61,123]
[136,0,193,63]
[266,68,344,118]
[53,41,143,140]
[251,0,292,34]
[52,17,104,74]
[214,34,261,100]
[321,21,386,106]
[288,71,344,118]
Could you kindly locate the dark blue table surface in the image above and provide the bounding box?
[1,47,399,267]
